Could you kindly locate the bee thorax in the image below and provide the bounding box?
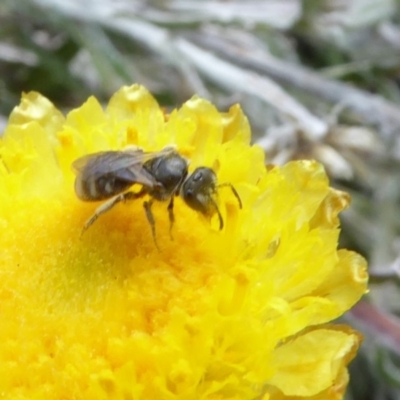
[144,152,188,199]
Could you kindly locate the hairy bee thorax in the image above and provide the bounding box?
[143,152,189,201]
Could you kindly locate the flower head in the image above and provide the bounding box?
[0,85,368,399]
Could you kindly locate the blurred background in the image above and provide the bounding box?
[1,0,400,398]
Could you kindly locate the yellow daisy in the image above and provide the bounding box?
[0,84,368,399]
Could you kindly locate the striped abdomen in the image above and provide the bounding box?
[75,173,133,201]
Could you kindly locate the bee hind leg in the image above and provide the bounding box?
[167,196,175,240]
[82,190,146,233]
[143,199,160,251]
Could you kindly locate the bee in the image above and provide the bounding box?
[73,147,242,246]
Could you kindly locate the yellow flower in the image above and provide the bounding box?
[0,85,368,399]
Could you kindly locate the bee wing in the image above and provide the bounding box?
[72,148,175,187]
[72,151,117,173]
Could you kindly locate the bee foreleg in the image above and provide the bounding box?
[217,183,242,209]
[167,197,175,241]
[143,199,159,250]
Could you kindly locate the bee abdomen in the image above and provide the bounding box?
[75,174,132,201]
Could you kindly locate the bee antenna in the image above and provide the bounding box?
[217,183,242,209]
[209,197,224,230]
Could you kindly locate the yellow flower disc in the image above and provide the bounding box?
[0,85,368,399]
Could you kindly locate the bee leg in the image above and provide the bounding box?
[167,196,175,241]
[82,190,146,233]
[123,189,147,202]
[143,199,160,250]
[217,182,242,209]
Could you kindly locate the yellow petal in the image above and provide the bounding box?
[269,326,361,396]
[312,250,368,312]
[310,188,351,229]
[8,91,64,134]
[221,104,251,144]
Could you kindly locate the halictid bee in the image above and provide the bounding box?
[73,146,242,246]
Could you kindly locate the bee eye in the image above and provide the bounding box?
[193,171,203,182]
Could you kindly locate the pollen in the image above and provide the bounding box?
[126,126,139,144]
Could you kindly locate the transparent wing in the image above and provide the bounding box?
[72,147,176,173]
[72,147,175,187]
